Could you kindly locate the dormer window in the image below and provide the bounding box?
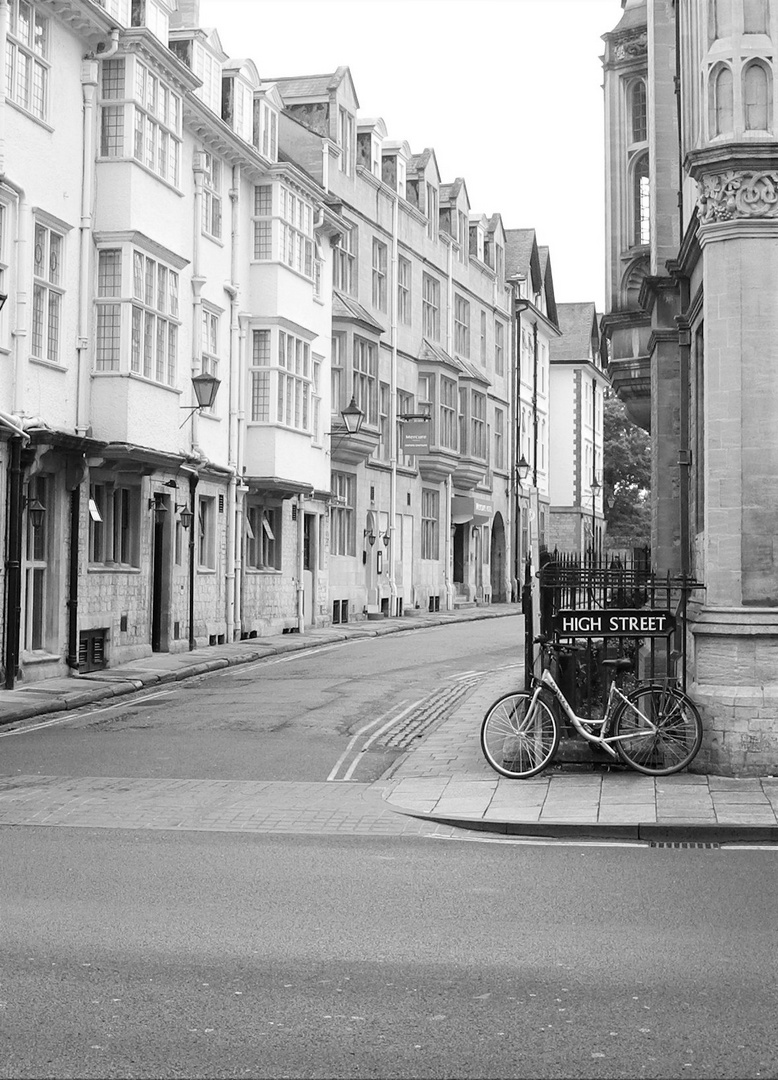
[338,107,355,176]
[426,183,438,240]
[257,98,278,161]
[192,40,221,114]
[131,0,170,44]
[469,224,485,261]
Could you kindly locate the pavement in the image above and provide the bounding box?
[1,603,777,844]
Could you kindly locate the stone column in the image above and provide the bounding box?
[687,152,778,773]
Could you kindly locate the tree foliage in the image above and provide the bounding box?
[602,391,651,545]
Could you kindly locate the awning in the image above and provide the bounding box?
[451,495,492,526]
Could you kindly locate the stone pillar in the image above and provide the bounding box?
[687,155,778,773]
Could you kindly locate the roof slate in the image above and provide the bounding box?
[552,302,599,362]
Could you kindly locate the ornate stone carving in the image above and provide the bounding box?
[612,31,648,61]
[697,170,778,222]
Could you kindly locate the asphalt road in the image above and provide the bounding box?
[1,827,776,1080]
[0,620,520,783]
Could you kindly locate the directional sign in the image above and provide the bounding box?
[553,609,676,638]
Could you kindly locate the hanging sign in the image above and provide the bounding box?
[401,421,430,454]
[553,609,676,638]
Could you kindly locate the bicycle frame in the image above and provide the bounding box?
[532,668,659,759]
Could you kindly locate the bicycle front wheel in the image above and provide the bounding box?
[613,684,703,775]
[480,691,559,779]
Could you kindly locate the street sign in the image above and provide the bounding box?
[553,609,676,638]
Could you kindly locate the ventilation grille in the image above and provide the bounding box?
[649,841,721,849]
[79,628,107,673]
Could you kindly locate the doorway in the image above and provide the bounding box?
[150,495,171,652]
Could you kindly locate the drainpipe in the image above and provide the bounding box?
[532,320,539,489]
[66,484,80,669]
[445,236,455,610]
[76,28,119,436]
[296,493,305,633]
[235,314,248,636]
[3,435,23,688]
[388,193,398,614]
[224,165,241,641]
[190,152,207,455]
[187,469,198,650]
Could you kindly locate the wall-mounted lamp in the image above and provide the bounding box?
[179,373,221,426]
[328,396,365,437]
[364,530,376,547]
[516,454,531,484]
[148,494,167,516]
[25,497,46,530]
[175,503,194,529]
[381,532,390,548]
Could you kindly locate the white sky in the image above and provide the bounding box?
[199,0,622,312]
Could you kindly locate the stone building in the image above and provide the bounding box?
[601,0,778,773]
[549,302,608,555]
[0,0,604,689]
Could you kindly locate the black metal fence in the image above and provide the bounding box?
[527,548,701,720]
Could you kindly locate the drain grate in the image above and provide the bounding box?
[649,841,721,849]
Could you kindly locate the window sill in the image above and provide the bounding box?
[96,155,184,197]
[202,231,224,247]
[245,567,282,575]
[20,649,60,666]
[92,371,182,395]
[29,355,66,373]
[197,566,217,574]
[88,564,141,573]
[7,99,54,133]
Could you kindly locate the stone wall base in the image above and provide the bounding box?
[690,607,778,774]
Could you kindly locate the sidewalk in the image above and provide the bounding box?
[2,605,777,843]
[383,667,778,843]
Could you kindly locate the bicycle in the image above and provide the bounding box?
[480,637,703,779]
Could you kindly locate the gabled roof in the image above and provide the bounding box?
[332,291,384,333]
[269,66,359,110]
[224,58,260,87]
[505,228,542,295]
[487,212,504,238]
[440,177,470,209]
[538,246,558,328]
[552,302,600,363]
[408,148,441,184]
[419,340,491,386]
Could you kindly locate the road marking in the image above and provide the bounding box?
[327,699,422,782]
[340,700,426,781]
[428,834,646,848]
[0,688,174,739]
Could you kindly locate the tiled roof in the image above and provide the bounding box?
[504,228,537,278]
[419,340,490,386]
[268,73,336,98]
[552,302,598,362]
[332,291,385,333]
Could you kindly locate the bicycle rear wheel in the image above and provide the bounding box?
[613,684,703,775]
[480,691,559,779]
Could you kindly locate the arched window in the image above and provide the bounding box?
[631,79,647,142]
[743,0,768,34]
[710,64,734,136]
[744,62,771,129]
[709,0,734,41]
[634,155,650,246]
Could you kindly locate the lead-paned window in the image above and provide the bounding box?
[353,337,377,426]
[130,250,178,385]
[440,377,457,450]
[421,489,439,560]
[397,255,411,324]
[372,238,387,312]
[202,151,222,239]
[495,319,505,376]
[99,56,181,186]
[31,222,63,364]
[331,471,355,556]
[454,294,470,357]
[6,0,49,120]
[334,224,357,295]
[422,273,440,341]
[471,391,486,459]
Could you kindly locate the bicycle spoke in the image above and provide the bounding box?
[480,692,559,779]
[614,685,703,775]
